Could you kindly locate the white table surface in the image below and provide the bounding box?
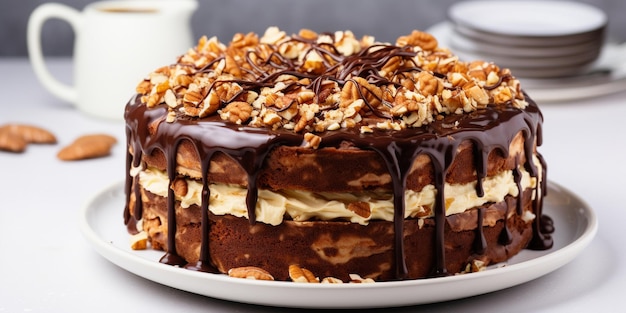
[1,57,624,312]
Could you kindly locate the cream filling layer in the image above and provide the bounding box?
[138,165,537,226]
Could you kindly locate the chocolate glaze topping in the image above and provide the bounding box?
[124,30,553,280]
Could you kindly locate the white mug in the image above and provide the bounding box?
[27,0,198,120]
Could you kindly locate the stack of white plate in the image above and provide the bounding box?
[446,0,607,78]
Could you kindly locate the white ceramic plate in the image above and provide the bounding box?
[430,21,597,77]
[502,63,595,79]
[453,22,604,47]
[79,181,596,308]
[446,33,598,77]
[427,22,626,102]
[448,0,607,37]
[449,29,602,59]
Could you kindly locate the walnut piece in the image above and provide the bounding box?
[0,123,57,145]
[228,266,275,280]
[0,127,27,152]
[303,132,321,149]
[57,134,117,161]
[347,201,371,218]
[220,101,253,124]
[348,273,375,283]
[288,265,320,283]
[396,30,438,50]
[170,178,188,198]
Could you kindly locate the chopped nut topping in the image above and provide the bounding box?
[302,132,321,149]
[135,27,527,143]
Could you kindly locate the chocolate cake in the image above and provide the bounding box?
[124,27,553,282]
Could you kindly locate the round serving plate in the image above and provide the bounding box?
[453,23,605,47]
[80,181,597,308]
[449,28,603,59]
[427,21,626,100]
[503,63,596,79]
[448,0,607,38]
[433,21,599,78]
[452,47,600,69]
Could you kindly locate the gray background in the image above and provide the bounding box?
[1,0,625,57]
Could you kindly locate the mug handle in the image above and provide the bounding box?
[27,3,81,104]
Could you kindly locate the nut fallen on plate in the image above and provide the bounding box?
[288,264,320,283]
[57,134,117,161]
[228,266,275,281]
[0,123,57,152]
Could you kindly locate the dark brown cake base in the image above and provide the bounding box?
[136,185,534,282]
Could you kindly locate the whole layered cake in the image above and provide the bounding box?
[124,27,553,283]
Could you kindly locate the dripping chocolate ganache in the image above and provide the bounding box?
[124,27,553,282]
